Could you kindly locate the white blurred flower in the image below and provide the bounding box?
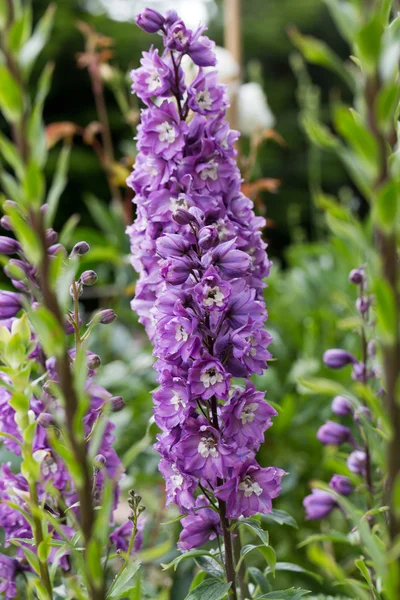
[238,82,275,136]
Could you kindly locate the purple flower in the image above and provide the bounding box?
[178,495,221,551]
[216,461,285,519]
[137,101,188,160]
[131,47,171,103]
[189,355,230,400]
[0,291,22,319]
[331,395,353,416]
[329,475,353,496]
[220,382,277,450]
[159,459,197,510]
[317,421,353,446]
[110,517,145,554]
[136,8,165,33]
[323,349,357,369]
[349,268,364,285]
[153,373,194,430]
[194,266,231,311]
[303,489,336,520]
[0,236,20,255]
[230,319,272,376]
[188,70,226,115]
[160,256,193,285]
[175,419,235,482]
[0,554,19,599]
[187,28,217,67]
[203,239,251,277]
[347,450,367,475]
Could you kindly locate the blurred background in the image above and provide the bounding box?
[6,0,365,597]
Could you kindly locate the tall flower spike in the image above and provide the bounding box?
[127,10,282,573]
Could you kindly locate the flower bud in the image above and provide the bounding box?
[71,241,90,257]
[98,309,117,325]
[80,270,98,286]
[3,200,17,210]
[323,349,357,369]
[347,450,366,475]
[136,8,165,33]
[0,291,22,319]
[43,380,57,398]
[46,229,58,245]
[303,489,335,520]
[94,454,107,471]
[37,412,54,428]
[0,236,20,255]
[160,257,193,285]
[172,208,196,225]
[329,474,353,496]
[198,226,218,250]
[4,259,30,281]
[87,354,101,369]
[316,421,353,446]
[48,243,65,256]
[110,396,125,412]
[331,395,353,416]
[1,216,13,231]
[349,268,364,285]
[355,296,369,314]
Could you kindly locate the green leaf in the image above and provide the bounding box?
[235,544,276,574]
[0,66,24,123]
[236,518,269,545]
[0,130,24,179]
[355,12,383,73]
[184,578,231,600]
[189,571,207,591]
[19,4,56,73]
[373,278,397,345]
[8,9,32,54]
[355,557,376,593]
[301,115,339,151]
[297,531,357,548]
[373,179,399,233]
[376,83,400,132]
[297,377,348,397]
[28,306,65,358]
[162,550,223,572]
[260,509,298,529]
[107,561,141,599]
[257,588,310,600]
[324,0,359,42]
[23,159,45,207]
[333,105,378,171]
[264,562,322,583]
[86,538,103,590]
[195,556,225,579]
[248,566,271,594]
[46,143,71,226]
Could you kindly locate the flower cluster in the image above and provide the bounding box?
[127,8,283,546]
[304,267,376,520]
[0,216,140,596]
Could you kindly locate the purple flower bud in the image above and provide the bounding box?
[316,421,353,446]
[356,296,369,314]
[0,291,22,319]
[46,229,58,245]
[198,226,218,250]
[48,244,65,256]
[110,396,125,412]
[303,489,336,520]
[156,234,190,258]
[97,309,117,325]
[136,8,165,33]
[94,454,107,470]
[172,209,196,225]
[80,270,98,286]
[351,362,367,382]
[347,450,366,475]
[331,395,353,416]
[323,349,357,369]
[37,413,54,428]
[0,236,20,255]
[329,474,353,496]
[349,268,364,285]
[3,200,17,210]
[0,216,13,231]
[160,257,193,285]
[71,241,90,256]
[87,354,101,369]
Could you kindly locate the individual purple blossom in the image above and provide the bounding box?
[347,450,367,475]
[189,355,230,400]
[159,459,197,511]
[331,395,353,416]
[329,475,353,496]
[0,236,20,255]
[215,462,285,519]
[136,8,165,33]
[317,421,354,446]
[323,349,357,369]
[229,319,272,376]
[194,266,231,311]
[187,70,226,115]
[303,489,336,520]
[137,100,188,160]
[0,291,22,319]
[110,517,145,554]
[131,47,171,103]
[178,496,221,551]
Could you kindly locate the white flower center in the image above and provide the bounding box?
[171,391,186,411]
[200,161,218,181]
[171,472,184,489]
[144,162,158,177]
[170,194,188,211]
[157,121,177,144]
[200,367,223,388]
[175,324,189,342]
[245,335,257,356]
[204,286,224,307]
[146,70,162,92]
[33,449,58,477]
[198,436,219,458]
[196,89,212,110]
[239,402,258,424]
[238,475,262,497]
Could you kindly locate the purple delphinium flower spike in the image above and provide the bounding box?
[128,9,282,545]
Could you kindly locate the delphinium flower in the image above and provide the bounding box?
[127,9,283,575]
[0,216,141,594]
[304,266,376,519]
